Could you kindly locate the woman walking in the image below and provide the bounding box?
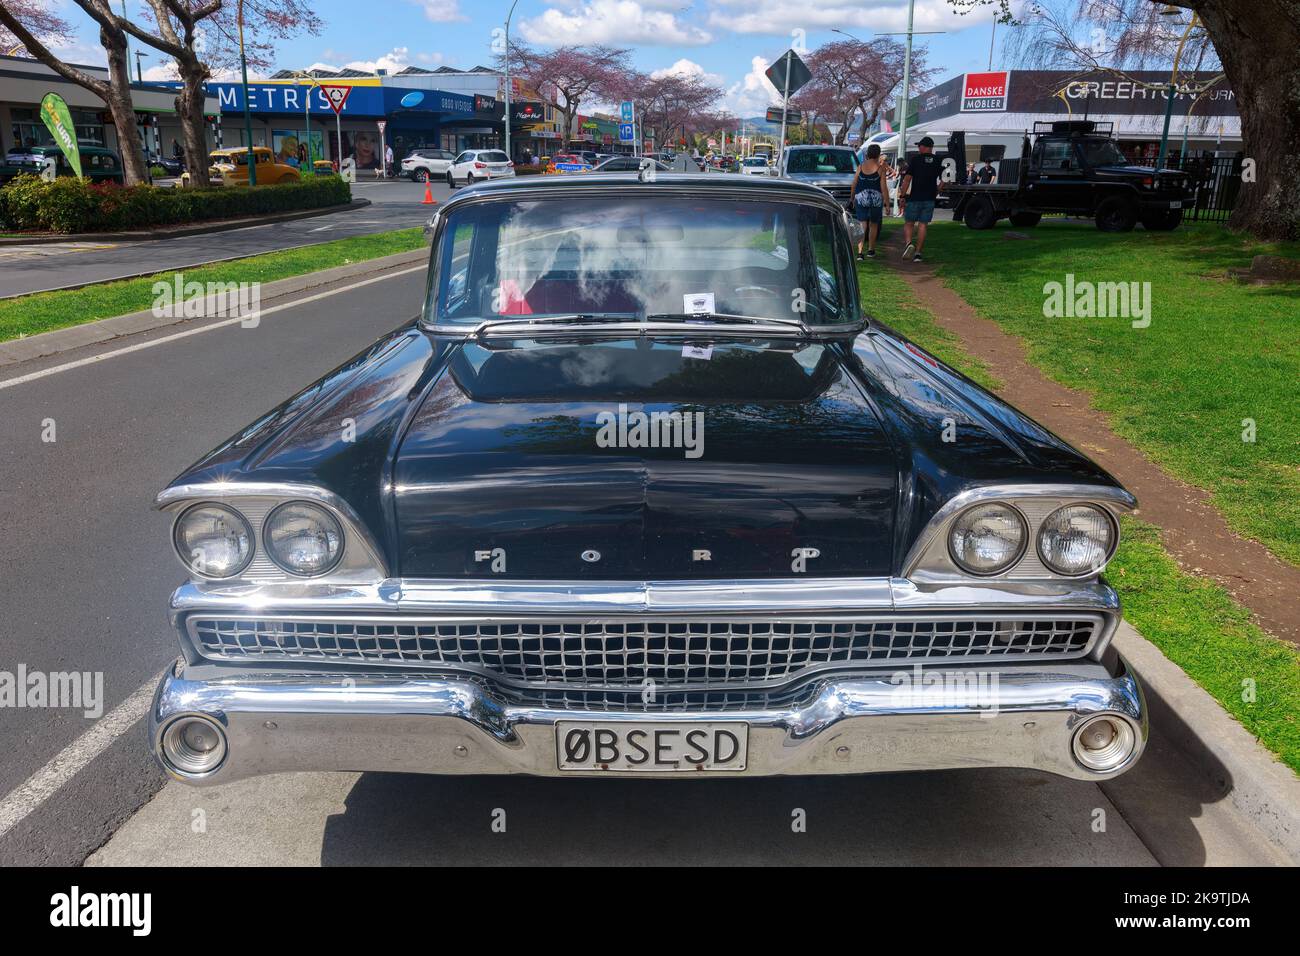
[849,144,890,260]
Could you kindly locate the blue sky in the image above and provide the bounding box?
[48,0,1013,117]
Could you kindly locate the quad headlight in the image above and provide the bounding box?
[263,501,344,576]
[173,503,254,578]
[948,503,1028,575]
[1037,504,1116,576]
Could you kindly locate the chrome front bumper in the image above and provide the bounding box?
[149,653,1147,785]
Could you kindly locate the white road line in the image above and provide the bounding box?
[0,264,425,391]
[0,674,161,840]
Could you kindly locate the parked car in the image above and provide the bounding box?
[150,172,1147,786]
[946,121,1194,231]
[778,144,860,204]
[548,153,594,174]
[2,143,125,185]
[447,149,515,187]
[144,150,184,177]
[593,155,669,172]
[740,156,770,176]
[207,146,301,186]
[401,148,457,182]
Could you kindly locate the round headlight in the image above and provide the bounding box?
[1038,504,1115,576]
[263,501,344,576]
[173,503,254,578]
[948,503,1027,575]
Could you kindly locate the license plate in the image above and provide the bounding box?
[556,721,748,772]
[1170,201,1182,208]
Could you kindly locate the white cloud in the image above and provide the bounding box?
[651,58,724,85]
[141,63,179,82]
[410,0,468,22]
[307,47,445,74]
[707,0,970,36]
[522,0,712,46]
[722,55,780,116]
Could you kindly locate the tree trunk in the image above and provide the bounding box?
[0,9,149,186]
[176,61,211,187]
[1193,1,1300,240]
[101,28,150,186]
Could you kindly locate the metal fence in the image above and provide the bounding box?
[1170,154,1243,223]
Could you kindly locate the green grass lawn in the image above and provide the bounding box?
[854,252,1300,773]
[856,256,1002,391]
[1112,520,1300,773]
[0,227,426,343]
[916,219,1300,566]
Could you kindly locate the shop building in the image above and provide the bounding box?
[1,53,220,163]
[212,65,565,168]
[889,69,1240,162]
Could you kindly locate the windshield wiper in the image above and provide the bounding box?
[472,313,639,337]
[644,312,812,336]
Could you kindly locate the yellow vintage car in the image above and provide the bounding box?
[207,146,302,186]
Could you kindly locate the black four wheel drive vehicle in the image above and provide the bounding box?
[946,121,1194,232]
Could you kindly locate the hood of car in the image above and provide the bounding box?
[391,337,897,579]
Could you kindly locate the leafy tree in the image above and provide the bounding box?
[505,43,629,144]
[0,1,150,184]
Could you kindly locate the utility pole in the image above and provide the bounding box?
[237,0,256,184]
[870,4,944,165]
[503,0,520,161]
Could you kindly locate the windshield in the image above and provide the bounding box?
[1079,137,1129,167]
[744,158,767,167]
[786,149,857,174]
[426,196,857,328]
[477,151,509,163]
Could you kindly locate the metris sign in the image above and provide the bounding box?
[961,71,1010,111]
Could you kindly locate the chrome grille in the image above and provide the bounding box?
[187,615,1098,690]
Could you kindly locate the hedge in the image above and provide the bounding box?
[0,174,352,234]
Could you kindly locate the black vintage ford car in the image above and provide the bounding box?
[151,173,1145,783]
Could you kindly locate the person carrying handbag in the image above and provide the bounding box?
[848,143,890,260]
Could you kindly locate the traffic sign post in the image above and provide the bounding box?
[377,120,387,178]
[765,49,811,170]
[321,85,352,174]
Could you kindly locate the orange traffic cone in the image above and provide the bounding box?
[422,179,436,205]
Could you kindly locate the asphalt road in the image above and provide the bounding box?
[0,245,1289,866]
[0,178,448,299]
[0,263,427,865]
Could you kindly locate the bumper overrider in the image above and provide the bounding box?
[149,578,1148,785]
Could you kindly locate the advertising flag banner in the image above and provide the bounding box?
[40,92,82,178]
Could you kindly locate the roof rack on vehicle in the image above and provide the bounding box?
[1033,120,1114,135]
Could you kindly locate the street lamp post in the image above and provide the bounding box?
[290,71,320,176]
[237,0,257,185]
[503,0,520,162]
[835,15,944,162]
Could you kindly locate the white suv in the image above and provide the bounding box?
[401,148,457,182]
[447,149,515,188]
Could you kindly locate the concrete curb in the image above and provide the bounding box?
[1113,622,1300,862]
[0,198,372,246]
[0,246,427,368]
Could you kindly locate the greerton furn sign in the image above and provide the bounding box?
[961,71,1010,111]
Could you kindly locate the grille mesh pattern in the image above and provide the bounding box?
[189,617,1096,689]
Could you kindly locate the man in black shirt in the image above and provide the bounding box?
[899,136,943,262]
[977,160,996,184]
